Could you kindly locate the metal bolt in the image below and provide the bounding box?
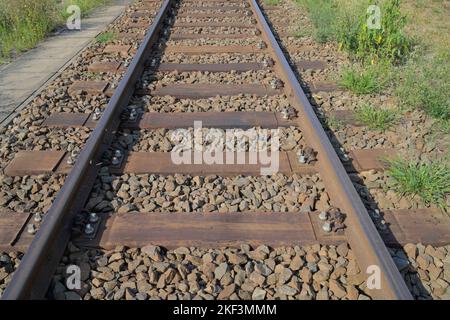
[253,29,261,36]
[84,223,95,235]
[322,222,332,233]
[114,149,122,158]
[27,223,36,235]
[89,212,99,223]
[111,156,120,166]
[150,58,157,68]
[298,154,306,164]
[262,58,274,68]
[129,109,137,120]
[379,219,387,230]
[372,209,381,219]
[318,211,328,221]
[339,148,349,161]
[34,213,42,222]
[92,108,101,121]
[316,108,324,117]
[281,108,290,120]
[128,111,136,120]
[270,79,283,90]
[257,41,267,49]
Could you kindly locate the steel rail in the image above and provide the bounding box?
[2,0,174,300]
[248,0,412,300]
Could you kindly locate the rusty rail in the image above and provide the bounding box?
[1,0,174,300]
[249,0,412,299]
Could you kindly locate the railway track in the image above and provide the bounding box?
[2,0,447,300]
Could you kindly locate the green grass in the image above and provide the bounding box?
[0,0,59,62]
[294,0,412,64]
[339,63,390,94]
[338,0,412,65]
[339,67,380,94]
[62,0,106,19]
[387,159,450,208]
[96,31,115,43]
[264,0,281,5]
[355,105,398,130]
[293,28,312,39]
[295,0,337,43]
[0,0,107,63]
[325,115,344,130]
[395,52,450,120]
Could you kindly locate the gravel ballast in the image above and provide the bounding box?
[51,243,373,300]
[85,173,329,214]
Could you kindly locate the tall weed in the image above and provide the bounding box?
[337,0,411,64]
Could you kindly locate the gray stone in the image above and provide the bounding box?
[254,263,272,276]
[214,263,228,280]
[142,245,164,262]
[278,285,298,296]
[252,287,266,300]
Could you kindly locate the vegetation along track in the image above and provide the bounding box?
[1,0,447,300]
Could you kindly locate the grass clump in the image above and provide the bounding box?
[0,0,60,61]
[96,31,115,43]
[338,0,412,64]
[325,115,344,130]
[355,104,398,130]
[339,66,381,94]
[387,159,450,208]
[62,0,106,19]
[0,0,107,62]
[295,0,411,64]
[295,0,337,43]
[339,62,392,94]
[395,53,450,120]
[264,0,281,5]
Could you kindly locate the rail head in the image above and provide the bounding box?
[248,0,412,300]
[2,0,174,300]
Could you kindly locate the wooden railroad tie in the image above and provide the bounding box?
[173,22,257,29]
[164,44,262,54]
[4,148,396,177]
[67,82,281,98]
[176,12,248,18]
[2,208,449,251]
[170,33,255,41]
[3,151,316,177]
[42,111,296,129]
[85,61,329,74]
[136,83,282,98]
